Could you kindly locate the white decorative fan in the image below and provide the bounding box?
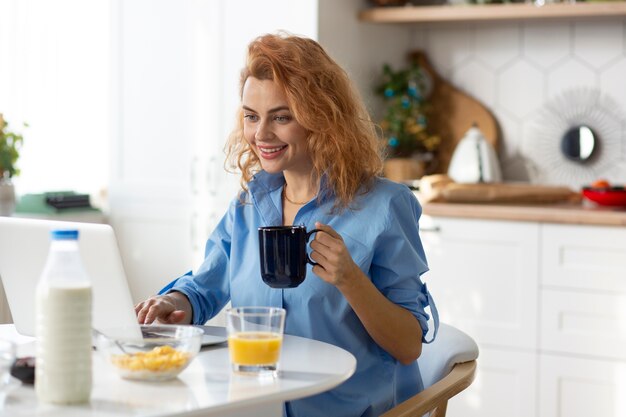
[522,88,625,189]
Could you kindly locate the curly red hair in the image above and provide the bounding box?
[225,32,383,211]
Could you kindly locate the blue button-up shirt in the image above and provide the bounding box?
[170,171,438,417]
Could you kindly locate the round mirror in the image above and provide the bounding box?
[561,125,597,162]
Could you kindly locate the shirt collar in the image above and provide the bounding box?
[248,171,284,226]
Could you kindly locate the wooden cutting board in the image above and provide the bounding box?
[439,183,580,204]
[419,174,580,204]
[411,51,500,174]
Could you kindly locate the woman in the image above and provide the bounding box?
[135,32,438,417]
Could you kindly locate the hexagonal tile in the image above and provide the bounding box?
[501,154,534,182]
[493,108,535,182]
[523,22,570,70]
[410,28,428,50]
[497,60,545,118]
[547,59,597,97]
[426,26,474,79]
[573,20,623,70]
[474,23,521,71]
[493,110,522,160]
[451,59,496,108]
[600,57,626,114]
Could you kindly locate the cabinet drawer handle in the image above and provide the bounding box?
[420,226,441,233]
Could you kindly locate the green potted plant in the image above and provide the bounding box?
[376,60,440,182]
[0,113,26,216]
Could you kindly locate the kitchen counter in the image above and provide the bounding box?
[417,196,626,227]
[417,196,626,417]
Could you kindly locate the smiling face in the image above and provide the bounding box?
[242,77,312,176]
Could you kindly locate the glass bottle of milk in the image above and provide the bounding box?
[35,229,92,404]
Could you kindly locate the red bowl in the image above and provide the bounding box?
[582,187,626,207]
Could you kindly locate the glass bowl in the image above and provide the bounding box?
[95,325,203,381]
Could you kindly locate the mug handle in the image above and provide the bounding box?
[305,228,322,266]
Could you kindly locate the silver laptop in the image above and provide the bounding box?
[0,216,227,345]
[0,216,140,337]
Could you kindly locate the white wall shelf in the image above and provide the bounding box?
[358,2,626,24]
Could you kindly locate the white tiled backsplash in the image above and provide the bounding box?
[410,19,626,188]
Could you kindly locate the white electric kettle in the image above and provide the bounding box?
[447,125,502,183]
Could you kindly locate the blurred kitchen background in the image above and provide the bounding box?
[1,1,625,416]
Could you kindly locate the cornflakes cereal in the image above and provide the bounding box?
[111,345,192,380]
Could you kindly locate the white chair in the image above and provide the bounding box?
[381,323,479,417]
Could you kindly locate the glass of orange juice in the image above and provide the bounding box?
[225,306,286,377]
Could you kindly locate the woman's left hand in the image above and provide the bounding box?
[309,222,360,288]
[310,223,423,365]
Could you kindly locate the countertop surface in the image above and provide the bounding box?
[417,195,626,227]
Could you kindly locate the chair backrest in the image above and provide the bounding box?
[381,323,479,417]
[418,323,479,389]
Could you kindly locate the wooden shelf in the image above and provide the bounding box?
[358,2,626,23]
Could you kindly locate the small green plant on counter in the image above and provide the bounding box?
[0,114,27,178]
[375,61,440,159]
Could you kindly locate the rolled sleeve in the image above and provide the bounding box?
[371,189,438,342]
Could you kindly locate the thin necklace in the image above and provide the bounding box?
[283,184,309,205]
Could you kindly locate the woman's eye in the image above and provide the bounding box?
[243,114,258,122]
[274,115,291,123]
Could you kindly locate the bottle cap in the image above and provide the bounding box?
[50,230,79,240]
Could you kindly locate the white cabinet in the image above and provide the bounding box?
[539,354,626,417]
[446,346,537,417]
[421,217,539,350]
[541,223,626,292]
[421,216,626,417]
[109,0,209,303]
[538,224,626,417]
[421,216,539,417]
[540,289,626,360]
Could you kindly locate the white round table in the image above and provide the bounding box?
[0,324,356,416]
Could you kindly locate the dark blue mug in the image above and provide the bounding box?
[258,226,320,288]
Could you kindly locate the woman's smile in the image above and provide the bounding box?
[257,144,288,159]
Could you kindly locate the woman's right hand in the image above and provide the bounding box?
[134,292,191,324]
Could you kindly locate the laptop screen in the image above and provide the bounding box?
[0,217,139,336]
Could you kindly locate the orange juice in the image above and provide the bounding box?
[228,332,282,365]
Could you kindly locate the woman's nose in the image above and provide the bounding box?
[255,120,273,141]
